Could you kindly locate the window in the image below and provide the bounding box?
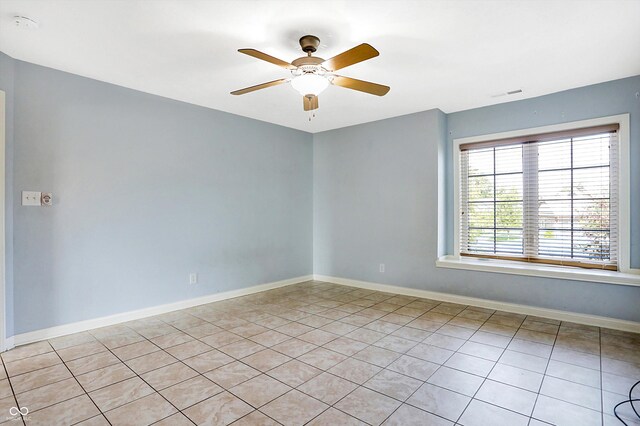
[458,124,619,270]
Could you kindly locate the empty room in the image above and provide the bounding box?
[0,0,639,425]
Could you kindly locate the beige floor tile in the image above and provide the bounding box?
[249,330,291,347]
[353,346,401,367]
[533,395,601,426]
[546,359,601,388]
[229,374,291,408]
[89,376,154,411]
[76,362,136,392]
[200,331,244,348]
[153,413,195,426]
[373,335,419,353]
[391,326,431,342]
[75,414,111,426]
[423,333,466,352]
[387,355,439,381]
[9,363,72,394]
[150,332,195,349]
[111,340,160,361]
[56,341,107,362]
[262,389,328,426]
[104,392,177,426]
[204,361,260,388]
[219,339,266,359]
[49,332,97,350]
[459,399,529,426]
[0,395,20,424]
[241,349,291,372]
[475,379,537,416]
[1,341,53,363]
[298,372,358,404]
[183,322,222,339]
[507,338,553,358]
[346,328,386,345]
[0,381,11,400]
[323,337,368,356]
[319,319,358,335]
[268,360,322,387]
[231,411,280,425]
[364,369,422,401]
[229,323,270,338]
[66,351,121,376]
[307,407,367,425]
[125,350,178,375]
[16,377,84,413]
[160,375,223,410]
[164,340,211,360]
[24,394,100,426]
[406,383,470,422]
[444,353,494,377]
[275,322,315,337]
[551,346,600,370]
[97,332,145,350]
[183,391,253,425]
[329,358,382,384]
[406,343,454,364]
[427,366,483,397]
[298,329,339,346]
[469,331,511,349]
[383,404,453,426]
[298,348,347,370]
[182,349,234,373]
[540,376,601,411]
[271,338,317,358]
[5,352,62,377]
[458,341,504,361]
[335,387,402,426]
[141,362,198,390]
[488,363,543,392]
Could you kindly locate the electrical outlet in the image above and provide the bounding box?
[189,273,198,284]
[379,263,385,273]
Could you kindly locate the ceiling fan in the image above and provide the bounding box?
[231,35,390,113]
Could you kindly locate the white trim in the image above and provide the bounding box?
[436,255,640,287]
[11,275,312,348]
[314,274,640,333]
[452,114,633,275]
[0,91,5,352]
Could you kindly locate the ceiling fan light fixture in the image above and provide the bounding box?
[290,73,329,97]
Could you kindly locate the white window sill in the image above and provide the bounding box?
[436,255,640,287]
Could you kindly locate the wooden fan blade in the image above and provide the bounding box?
[331,75,390,96]
[303,95,319,111]
[321,43,379,71]
[238,49,295,69]
[231,78,288,95]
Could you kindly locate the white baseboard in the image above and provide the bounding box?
[314,274,640,333]
[10,275,313,349]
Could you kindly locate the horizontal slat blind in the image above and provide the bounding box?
[459,126,618,270]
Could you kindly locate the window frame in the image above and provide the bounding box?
[452,114,633,276]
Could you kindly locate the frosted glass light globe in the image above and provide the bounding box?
[290,73,329,96]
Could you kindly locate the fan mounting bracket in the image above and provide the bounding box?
[299,35,321,54]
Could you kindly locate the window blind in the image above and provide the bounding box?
[459,124,619,270]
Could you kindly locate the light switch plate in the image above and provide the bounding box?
[22,191,41,206]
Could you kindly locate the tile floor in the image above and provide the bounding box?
[0,281,639,425]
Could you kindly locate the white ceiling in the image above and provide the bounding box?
[1,0,639,133]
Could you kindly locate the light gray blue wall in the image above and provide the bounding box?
[313,80,640,321]
[11,58,313,335]
[0,52,15,337]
